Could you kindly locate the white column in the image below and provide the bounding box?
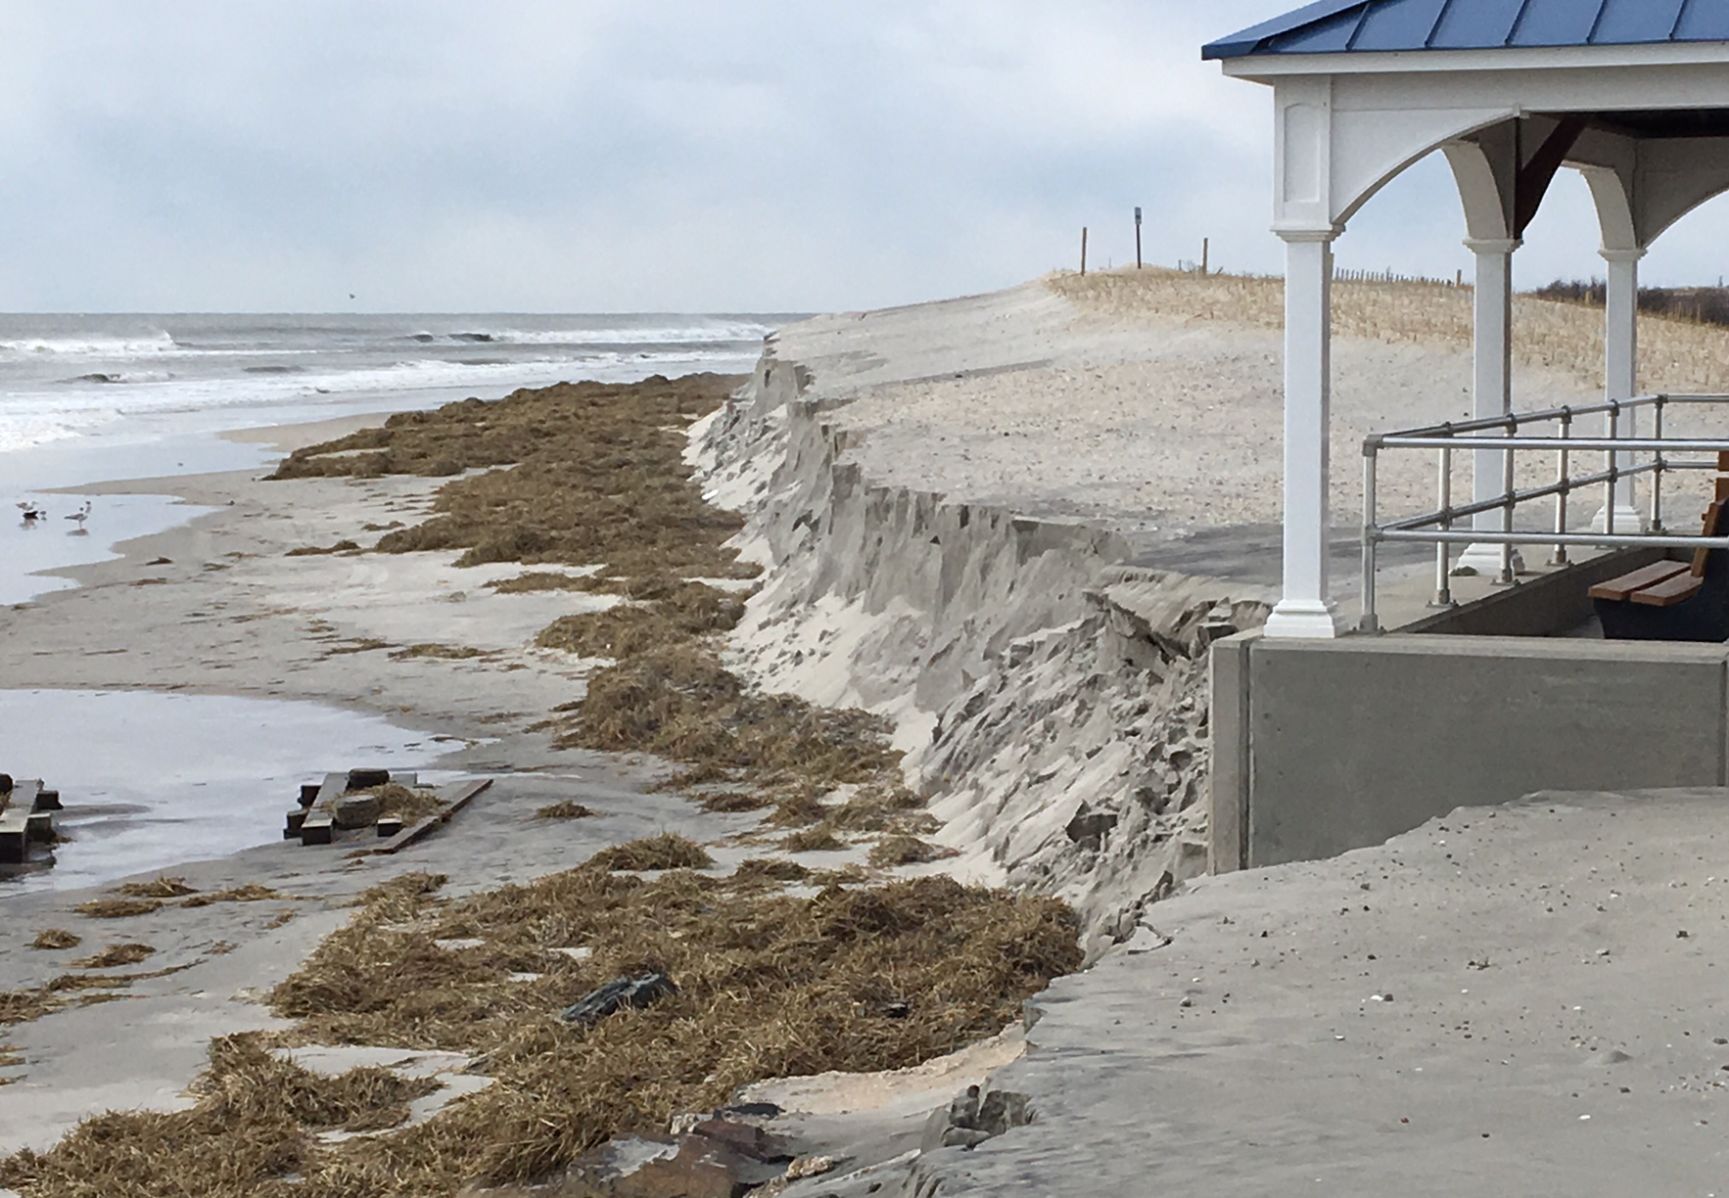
[1592,247,1647,533]
[1266,230,1343,640]
[1454,237,1524,579]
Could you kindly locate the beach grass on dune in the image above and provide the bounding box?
[1052,266,1729,395]
[0,373,1088,1196]
[27,930,80,951]
[70,943,154,970]
[275,370,913,817]
[533,800,594,821]
[588,832,713,872]
[485,570,608,593]
[270,374,758,581]
[114,876,197,899]
[0,867,1077,1197]
[74,897,163,919]
[0,1034,440,1197]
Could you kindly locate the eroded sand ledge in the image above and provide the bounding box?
[688,269,1634,944]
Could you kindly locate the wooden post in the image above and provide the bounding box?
[1134,207,1143,269]
[1201,237,1210,276]
[1080,227,1088,276]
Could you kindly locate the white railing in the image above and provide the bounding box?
[1360,394,1729,632]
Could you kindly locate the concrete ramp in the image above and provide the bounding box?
[897,790,1729,1197]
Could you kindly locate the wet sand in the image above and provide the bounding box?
[0,689,445,893]
[0,406,727,1150]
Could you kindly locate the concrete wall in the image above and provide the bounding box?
[1399,548,1666,638]
[1212,632,1729,871]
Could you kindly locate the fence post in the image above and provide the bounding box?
[1080,227,1088,276]
[1134,208,1143,270]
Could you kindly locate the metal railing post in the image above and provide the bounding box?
[1499,414,1517,585]
[1651,394,1667,532]
[1553,407,1571,566]
[1434,441,1454,607]
[1361,443,1379,633]
[1605,401,1620,537]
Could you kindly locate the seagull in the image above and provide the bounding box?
[16,500,43,524]
[65,501,91,530]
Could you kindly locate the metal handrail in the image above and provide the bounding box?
[1360,393,1729,633]
[1389,394,1662,440]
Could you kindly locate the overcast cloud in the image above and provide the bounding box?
[1,1,1724,313]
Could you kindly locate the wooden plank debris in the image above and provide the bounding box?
[289,770,485,851]
[26,812,55,844]
[1,779,57,866]
[313,772,347,808]
[299,814,335,846]
[372,779,493,856]
[0,805,29,864]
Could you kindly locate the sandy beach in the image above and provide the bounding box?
[0,404,763,1149]
[6,270,1729,1196]
[0,362,1079,1197]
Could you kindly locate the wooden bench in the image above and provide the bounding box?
[1592,499,1729,642]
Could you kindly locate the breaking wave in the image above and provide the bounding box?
[0,332,178,359]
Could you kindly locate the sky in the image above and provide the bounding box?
[2,0,1726,314]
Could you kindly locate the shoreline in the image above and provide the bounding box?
[0,368,1060,1192]
[0,391,766,1153]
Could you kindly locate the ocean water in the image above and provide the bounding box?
[0,312,782,456]
[0,312,787,603]
[0,316,786,887]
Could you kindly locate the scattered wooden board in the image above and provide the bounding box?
[0,805,29,864]
[0,780,51,865]
[313,772,347,808]
[300,814,335,846]
[371,779,493,856]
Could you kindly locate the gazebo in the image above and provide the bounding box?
[1206,0,1729,638]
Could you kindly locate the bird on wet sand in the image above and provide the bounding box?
[65,501,91,531]
[15,500,43,524]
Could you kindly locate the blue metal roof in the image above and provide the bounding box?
[1204,0,1729,61]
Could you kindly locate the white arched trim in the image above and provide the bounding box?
[1270,75,1517,235]
[1443,122,1519,242]
[1578,163,1640,255]
[1638,158,1729,247]
[1329,107,1519,228]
